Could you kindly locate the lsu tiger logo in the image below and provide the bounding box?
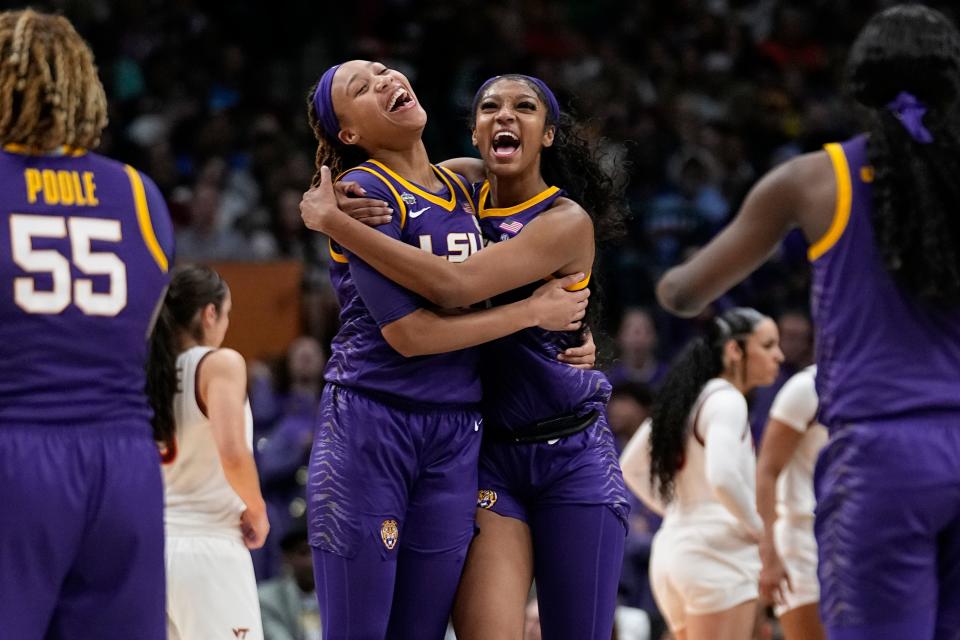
[380,519,399,550]
[477,489,498,510]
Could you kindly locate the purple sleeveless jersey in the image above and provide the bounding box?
[325,160,483,407]
[810,135,960,429]
[475,181,611,430]
[0,146,173,429]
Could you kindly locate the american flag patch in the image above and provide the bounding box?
[499,220,524,234]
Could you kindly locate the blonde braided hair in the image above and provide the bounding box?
[0,9,107,152]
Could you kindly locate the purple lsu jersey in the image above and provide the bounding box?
[810,135,960,429]
[325,160,483,406]
[476,181,611,431]
[0,145,173,428]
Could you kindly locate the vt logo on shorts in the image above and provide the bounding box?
[232,628,250,639]
[477,489,498,509]
[381,519,399,550]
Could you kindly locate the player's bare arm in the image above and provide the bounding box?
[756,419,804,605]
[657,151,834,317]
[200,348,269,549]
[302,166,593,308]
[381,274,588,357]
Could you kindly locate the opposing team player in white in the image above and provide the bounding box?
[621,308,783,640]
[756,365,827,640]
[147,264,269,640]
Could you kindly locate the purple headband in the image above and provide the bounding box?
[886,91,933,144]
[312,64,342,139]
[475,74,560,123]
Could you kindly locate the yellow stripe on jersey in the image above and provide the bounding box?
[329,237,348,263]
[123,165,169,273]
[3,143,87,156]
[477,181,561,219]
[808,143,853,262]
[437,166,476,214]
[544,271,591,291]
[339,166,408,229]
[367,160,458,211]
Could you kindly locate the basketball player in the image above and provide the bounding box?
[620,308,782,640]
[302,73,630,639]
[0,9,172,638]
[655,6,960,638]
[756,365,826,640]
[147,265,268,640]
[303,61,591,640]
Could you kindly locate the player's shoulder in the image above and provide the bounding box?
[201,348,247,376]
[540,195,593,232]
[760,149,834,202]
[338,163,403,203]
[702,378,747,413]
[783,365,818,397]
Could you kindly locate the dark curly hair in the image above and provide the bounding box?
[846,4,960,307]
[146,265,229,463]
[306,80,366,186]
[648,307,767,503]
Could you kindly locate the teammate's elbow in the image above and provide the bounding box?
[656,271,704,318]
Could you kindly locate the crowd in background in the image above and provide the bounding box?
[33,0,953,637]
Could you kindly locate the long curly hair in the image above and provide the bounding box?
[306,81,367,185]
[146,265,229,463]
[648,307,767,503]
[846,4,960,307]
[0,9,107,151]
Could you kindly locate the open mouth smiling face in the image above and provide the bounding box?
[473,78,554,171]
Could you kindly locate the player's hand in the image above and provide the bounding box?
[758,535,792,607]
[240,506,270,550]
[558,327,596,369]
[301,166,392,233]
[300,166,340,233]
[335,180,393,227]
[528,274,590,332]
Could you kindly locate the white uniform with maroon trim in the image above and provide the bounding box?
[621,378,761,633]
[769,365,826,616]
[163,346,263,640]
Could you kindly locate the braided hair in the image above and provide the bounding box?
[648,307,767,503]
[0,9,107,151]
[846,4,960,307]
[305,81,366,186]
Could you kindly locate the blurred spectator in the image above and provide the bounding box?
[252,336,327,579]
[748,309,814,442]
[607,309,668,389]
[258,521,322,640]
[606,382,664,635]
[608,382,654,451]
[173,180,250,261]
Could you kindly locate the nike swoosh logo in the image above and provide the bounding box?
[409,207,430,218]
